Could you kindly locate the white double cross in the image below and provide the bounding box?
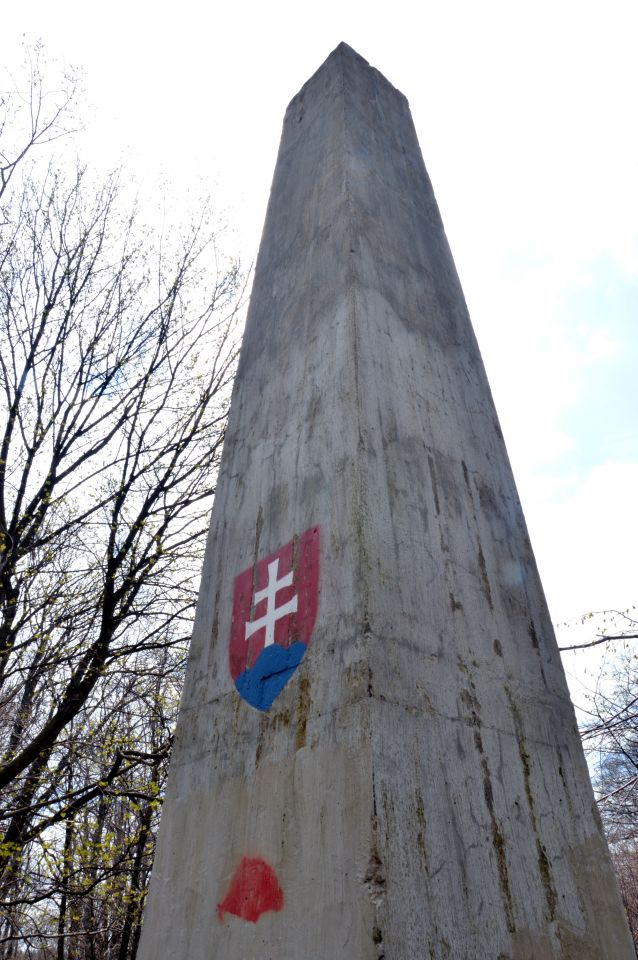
[245,558,298,648]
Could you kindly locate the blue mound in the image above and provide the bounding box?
[235,641,307,712]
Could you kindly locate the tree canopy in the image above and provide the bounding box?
[0,47,242,958]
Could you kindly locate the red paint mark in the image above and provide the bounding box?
[230,525,320,679]
[216,856,284,924]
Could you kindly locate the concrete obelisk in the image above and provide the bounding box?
[138,44,633,959]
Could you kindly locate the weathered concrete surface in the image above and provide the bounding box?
[138,43,633,959]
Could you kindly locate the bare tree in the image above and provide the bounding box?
[0,41,78,205]
[564,608,638,950]
[0,47,243,958]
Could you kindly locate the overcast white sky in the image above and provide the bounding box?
[4,0,638,708]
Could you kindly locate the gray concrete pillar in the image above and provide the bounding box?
[138,43,633,959]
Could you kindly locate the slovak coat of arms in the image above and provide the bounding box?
[229,526,319,711]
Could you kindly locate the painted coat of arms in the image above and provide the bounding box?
[229,525,319,711]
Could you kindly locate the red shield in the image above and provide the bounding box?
[229,525,319,711]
